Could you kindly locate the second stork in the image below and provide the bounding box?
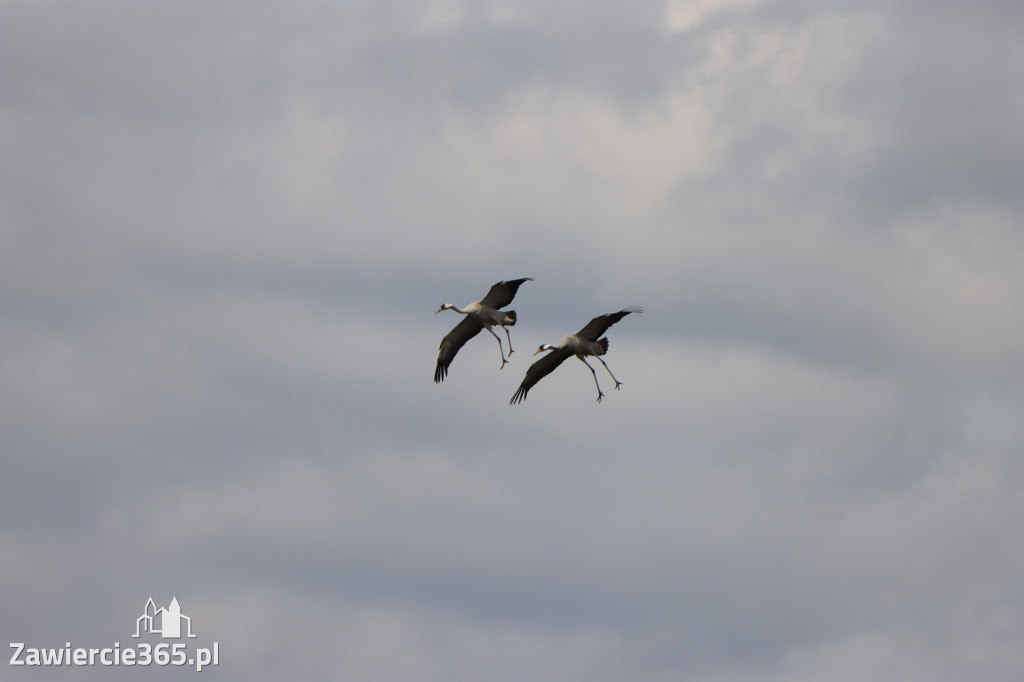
[510,306,643,404]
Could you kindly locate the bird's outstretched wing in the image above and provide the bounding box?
[509,347,573,404]
[576,306,643,341]
[435,316,483,383]
[480,278,533,309]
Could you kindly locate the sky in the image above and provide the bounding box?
[2,0,1023,680]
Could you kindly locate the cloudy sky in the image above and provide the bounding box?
[2,0,1023,679]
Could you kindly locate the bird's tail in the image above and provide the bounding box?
[597,337,609,354]
[503,310,517,325]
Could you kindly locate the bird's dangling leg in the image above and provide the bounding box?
[597,357,624,390]
[503,326,516,355]
[578,356,605,402]
[486,326,509,369]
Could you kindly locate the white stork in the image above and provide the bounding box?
[434,278,533,383]
[510,306,642,404]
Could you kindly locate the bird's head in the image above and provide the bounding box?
[534,344,556,355]
[435,303,453,314]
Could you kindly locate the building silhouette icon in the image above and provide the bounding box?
[134,597,196,638]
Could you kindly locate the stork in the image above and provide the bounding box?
[510,306,642,404]
[434,278,533,383]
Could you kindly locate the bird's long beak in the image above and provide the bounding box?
[434,306,444,315]
[533,348,544,355]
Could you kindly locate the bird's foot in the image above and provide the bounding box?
[613,381,623,391]
[499,358,509,370]
[596,392,605,403]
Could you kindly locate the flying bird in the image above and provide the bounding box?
[434,278,534,383]
[510,306,642,404]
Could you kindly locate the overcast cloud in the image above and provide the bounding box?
[2,0,1023,680]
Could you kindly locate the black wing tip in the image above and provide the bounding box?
[622,305,643,314]
[501,277,534,287]
[434,363,447,383]
[509,386,528,405]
